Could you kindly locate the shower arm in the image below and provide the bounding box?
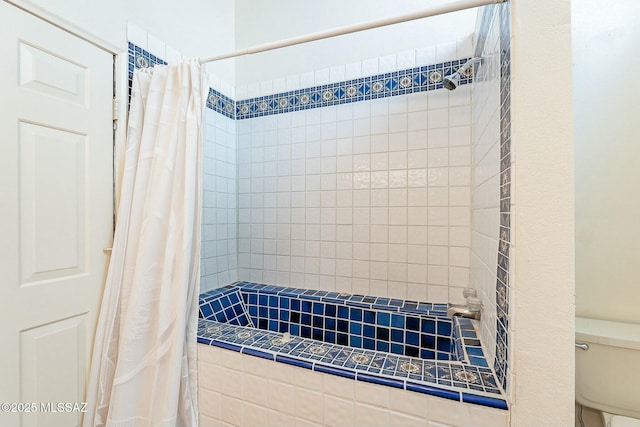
[198,0,507,64]
[457,56,484,74]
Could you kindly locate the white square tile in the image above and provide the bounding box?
[127,21,148,51]
[449,126,471,147]
[315,68,330,85]
[260,80,273,97]
[406,243,427,263]
[428,90,449,110]
[147,33,166,59]
[388,189,407,207]
[247,82,260,98]
[449,146,471,166]
[457,35,475,58]
[397,50,416,69]
[300,71,315,88]
[330,65,346,83]
[286,74,300,91]
[388,132,408,151]
[407,282,428,301]
[408,111,428,132]
[379,53,397,73]
[436,41,457,62]
[450,105,471,126]
[346,61,362,80]
[428,108,449,129]
[273,77,286,93]
[407,92,428,113]
[416,46,436,66]
[362,57,379,77]
[427,167,449,187]
[428,148,449,168]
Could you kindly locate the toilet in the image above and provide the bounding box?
[575,317,640,427]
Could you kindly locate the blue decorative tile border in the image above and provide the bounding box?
[474,3,512,392]
[127,42,167,102]
[197,282,507,410]
[234,60,472,119]
[495,2,512,393]
[198,319,507,410]
[128,43,473,120]
[206,88,235,119]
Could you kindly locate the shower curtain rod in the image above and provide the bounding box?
[198,0,506,64]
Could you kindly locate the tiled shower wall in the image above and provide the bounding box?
[127,29,480,306]
[470,3,511,391]
[236,66,475,305]
[201,109,239,291]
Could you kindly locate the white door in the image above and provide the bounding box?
[0,2,114,426]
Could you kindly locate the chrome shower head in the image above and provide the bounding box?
[443,57,483,91]
[443,73,461,90]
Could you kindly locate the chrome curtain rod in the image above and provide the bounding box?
[198,0,506,64]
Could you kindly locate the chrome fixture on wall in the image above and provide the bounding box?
[447,287,483,320]
[444,57,483,90]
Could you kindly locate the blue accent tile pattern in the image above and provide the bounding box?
[474,3,512,392]
[197,282,507,411]
[127,43,473,121]
[127,42,167,102]
[206,88,235,119]
[496,2,511,392]
[234,60,472,120]
[198,318,506,410]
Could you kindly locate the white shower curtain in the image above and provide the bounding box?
[83,60,206,427]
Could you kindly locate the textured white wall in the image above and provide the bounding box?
[198,344,509,427]
[234,0,476,85]
[14,0,236,82]
[573,0,640,324]
[509,0,574,425]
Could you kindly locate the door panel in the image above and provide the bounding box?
[18,41,89,105]
[0,2,114,426]
[20,315,87,427]
[19,122,86,284]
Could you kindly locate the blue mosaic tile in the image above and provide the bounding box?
[199,287,253,327]
[128,43,473,122]
[236,281,453,361]
[495,1,511,392]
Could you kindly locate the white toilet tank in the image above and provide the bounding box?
[575,317,640,419]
